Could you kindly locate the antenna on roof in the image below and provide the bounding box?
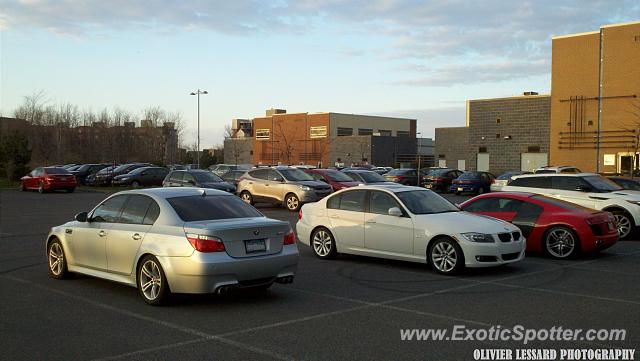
[200,189,206,197]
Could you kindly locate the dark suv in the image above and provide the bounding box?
[163,170,236,193]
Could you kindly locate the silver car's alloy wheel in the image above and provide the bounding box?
[48,243,65,276]
[312,230,332,257]
[431,241,457,273]
[545,228,575,258]
[286,195,299,211]
[140,260,162,301]
[614,213,631,238]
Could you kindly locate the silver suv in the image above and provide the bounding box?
[237,167,332,211]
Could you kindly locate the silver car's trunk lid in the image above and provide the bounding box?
[183,217,289,258]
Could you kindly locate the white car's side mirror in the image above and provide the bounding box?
[388,207,403,217]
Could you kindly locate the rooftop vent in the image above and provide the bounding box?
[523,91,539,96]
[266,108,286,116]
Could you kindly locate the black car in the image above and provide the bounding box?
[608,177,640,191]
[220,169,247,187]
[93,163,152,186]
[383,168,426,186]
[163,170,236,193]
[112,166,169,187]
[70,163,112,185]
[422,168,463,192]
[341,169,397,185]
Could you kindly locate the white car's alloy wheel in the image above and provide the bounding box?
[48,242,65,276]
[430,240,459,274]
[545,227,576,259]
[613,213,632,239]
[313,230,332,256]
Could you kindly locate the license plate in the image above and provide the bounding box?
[457,187,464,191]
[245,239,266,253]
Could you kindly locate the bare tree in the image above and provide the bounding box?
[223,124,248,165]
[13,90,48,124]
[272,122,300,165]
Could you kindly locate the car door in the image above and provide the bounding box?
[550,176,596,209]
[364,191,414,256]
[247,169,269,199]
[327,190,366,250]
[264,169,285,201]
[73,195,128,270]
[105,195,159,275]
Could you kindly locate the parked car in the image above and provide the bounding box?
[304,169,361,191]
[70,163,112,185]
[112,166,169,187]
[210,164,252,176]
[608,177,640,191]
[237,167,332,211]
[460,192,618,259]
[93,163,152,186]
[85,165,117,186]
[21,167,77,193]
[163,170,236,193]
[373,167,391,175]
[423,168,463,192]
[534,166,582,174]
[185,164,200,170]
[491,171,531,192]
[45,187,299,305]
[384,168,425,186]
[502,173,640,239]
[167,164,186,171]
[67,164,83,172]
[296,185,525,275]
[220,170,248,187]
[341,169,397,185]
[60,164,78,169]
[450,171,496,195]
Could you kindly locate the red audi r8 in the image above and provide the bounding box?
[459,192,618,259]
[20,167,77,193]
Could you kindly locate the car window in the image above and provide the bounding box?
[327,194,341,209]
[369,191,400,215]
[167,195,262,221]
[143,200,160,225]
[462,197,501,212]
[91,195,128,223]
[395,190,459,214]
[183,173,195,183]
[561,168,579,173]
[279,168,313,181]
[325,171,354,182]
[551,176,587,191]
[509,176,551,189]
[310,172,326,181]
[250,169,270,180]
[120,195,154,224]
[343,172,360,181]
[169,171,183,182]
[530,195,590,212]
[266,169,284,182]
[193,171,222,182]
[339,190,366,212]
[584,175,623,192]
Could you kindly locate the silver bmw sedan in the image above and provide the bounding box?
[46,187,298,305]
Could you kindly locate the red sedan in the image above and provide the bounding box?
[21,167,77,193]
[304,169,361,191]
[459,192,618,259]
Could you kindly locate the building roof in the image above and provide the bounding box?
[552,20,640,39]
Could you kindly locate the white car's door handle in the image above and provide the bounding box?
[329,215,339,219]
[132,233,142,240]
[98,230,107,237]
[365,221,377,224]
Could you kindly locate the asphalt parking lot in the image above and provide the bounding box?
[1,189,638,361]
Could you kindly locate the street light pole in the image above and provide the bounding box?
[416,131,422,186]
[190,89,208,168]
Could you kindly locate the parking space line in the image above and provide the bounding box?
[566,265,638,276]
[3,275,295,361]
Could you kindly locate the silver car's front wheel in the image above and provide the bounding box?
[48,239,68,279]
[311,228,336,259]
[240,191,254,205]
[285,194,300,212]
[429,238,463,275]
[137,256,169,306]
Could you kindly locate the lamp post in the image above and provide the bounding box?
[189,89,208,168]
[416,131,422,186]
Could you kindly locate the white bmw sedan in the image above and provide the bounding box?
[46,188,298,305]
[296,185,525,275]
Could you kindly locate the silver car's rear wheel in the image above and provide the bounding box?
[311,228,337,259]
[137,256,170,306]
[48,239,68,279]
[240,191,254,205]
[544,227,577,259]
[429,238,464,275]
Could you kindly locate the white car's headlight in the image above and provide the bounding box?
[461,232,495,243]
[299,185,311,191]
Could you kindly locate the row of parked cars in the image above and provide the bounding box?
[42,161,639,305]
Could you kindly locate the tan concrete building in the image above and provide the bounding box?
[550,21,640,174]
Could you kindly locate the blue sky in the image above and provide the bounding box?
[1,1,639,147]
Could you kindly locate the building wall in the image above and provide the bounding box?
[434,127,470,170]
[468,95,551,174]
[550,22,640,173]
[223,138,253,164]
[328,113,416,137]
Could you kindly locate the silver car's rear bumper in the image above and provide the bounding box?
[157,244,299,294]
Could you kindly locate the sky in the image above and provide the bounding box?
[1,0,639,147]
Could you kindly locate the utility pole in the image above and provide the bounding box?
[189,89,208,168]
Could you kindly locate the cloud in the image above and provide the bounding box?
[1,0,639,85]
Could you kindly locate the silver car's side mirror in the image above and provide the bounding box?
[75,212,88,222]
[388,207,403,217]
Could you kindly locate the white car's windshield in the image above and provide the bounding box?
[584,175,623,192]
[395,190,459,214]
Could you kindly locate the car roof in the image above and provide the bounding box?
[117,187,230,199]
[337,184,422,193]
[513,172,597,178]
[342,169,377,173]
[471,191,536,199]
